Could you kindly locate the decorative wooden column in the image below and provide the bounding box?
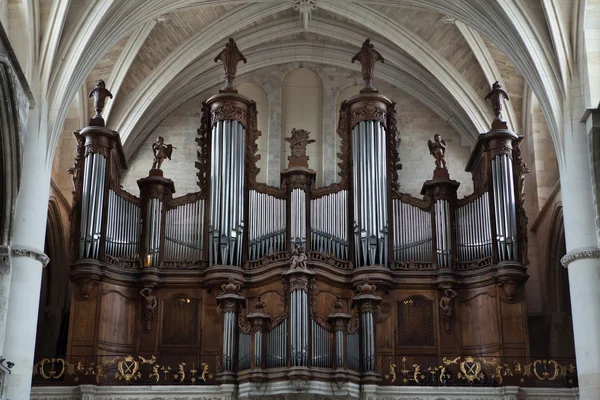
[465,82,528,292]
[421,146,460,270]
[327,296,351,371]
[137,170,175,269]
[352,280,381,383]
[282,250,314,381]
[246,297,270,381]
[345,40,397,267]
[280,128,316,251]
[203,38,255,268]
[216,277,245,383]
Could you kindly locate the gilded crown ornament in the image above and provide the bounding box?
[352,39,384,93]
[88,80,113,126]
[214,38,247,93]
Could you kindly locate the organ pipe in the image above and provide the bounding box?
[209,120,245,266]
[351,120,388,266]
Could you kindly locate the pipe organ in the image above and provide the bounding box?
[60,39,534,392]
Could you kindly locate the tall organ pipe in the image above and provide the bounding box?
[352,120,388,266]
[80,153,108,258]
[209,119,245,266]
[491,154,518,261]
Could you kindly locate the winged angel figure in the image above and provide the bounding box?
[427,134,447,169]
[151,136,176,170]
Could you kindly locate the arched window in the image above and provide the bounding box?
[282,68,323,186]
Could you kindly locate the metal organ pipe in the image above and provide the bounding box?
[392,199,433,262]
[105,190,141,259]
[491,154,517,261]
[435,199,452,268]
[209,120,245,266]
[80,153,107,259]
[310,191,349,259]
[247,190,286,260]
[352,120,388,266]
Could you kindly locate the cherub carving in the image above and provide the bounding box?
[151,136,176,170]
[427,134,447,169]
[289,245,308,269]
[140,288,157,332]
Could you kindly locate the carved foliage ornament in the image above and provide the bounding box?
[513,141,531,265]
[387,103,402,196]
[245,101,262,190]
[211,103,247,130]
[195,102,211,198]
[77,279,98,300]
[349,102,387,129]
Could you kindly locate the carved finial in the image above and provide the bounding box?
[484,81,510,127]
[88,80,113,126]
[351,39,384,93]
[214,38,247,93]
[427,134,447,170]
[151,136,176,170]
[284,128,315,168]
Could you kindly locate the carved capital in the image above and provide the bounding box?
[561,247,600,268]
[11,246,49,267]
[489,144,512,159]
[289,274,309,293]
[211,103,247,129]
[217,299,239,317]
[77,279,98,300]
[350,102,387,129]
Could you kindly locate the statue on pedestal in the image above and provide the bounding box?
[285,128,315,168]
[140,288,157,332]
[427,134,447,169]
[289,245,308,270]
[485,81,510,121]
[151,136,176,170]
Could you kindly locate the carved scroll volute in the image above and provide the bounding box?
[68,132,86,262]
[336,101,351,189]
[214,38,247,93]
[351,39,384,93]
[387,102,402,197]
[246,101,262,190]
[513,139,530,265]
[195,102,211,198]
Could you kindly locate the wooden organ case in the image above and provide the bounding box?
[63,39,531,388]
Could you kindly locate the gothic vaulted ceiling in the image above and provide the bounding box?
[6,0,582,166]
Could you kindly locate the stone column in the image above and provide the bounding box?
[4,101,51,400]
[561,105,600,400]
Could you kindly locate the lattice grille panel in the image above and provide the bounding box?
[161,295,200,345]
[397,297,435,347]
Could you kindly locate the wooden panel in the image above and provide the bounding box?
[98,289,136,346]
[70,296,98,344]
[458,287,499,351]
[254,289,285,321]
[376,299,395,350]
[500,298,526,345]
[201,292,221,353]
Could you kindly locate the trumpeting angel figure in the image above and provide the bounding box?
[151,136,176,170]
[427,134,447,169]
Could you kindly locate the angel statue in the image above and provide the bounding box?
[151,136,176,170]
[427,134,447,169]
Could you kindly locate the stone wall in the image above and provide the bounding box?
[120,63,474,199]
